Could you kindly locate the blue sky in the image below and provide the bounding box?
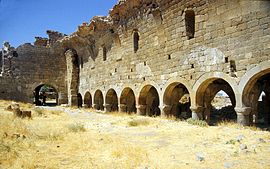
[0,0,117,47]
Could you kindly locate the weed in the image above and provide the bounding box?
[128,119,150,127]
[67,123,86,132]
[33,108,45,116]
[186,118,208,127]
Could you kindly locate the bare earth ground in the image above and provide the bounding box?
[0,100,270,169]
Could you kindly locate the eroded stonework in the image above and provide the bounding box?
[0,0,270,126]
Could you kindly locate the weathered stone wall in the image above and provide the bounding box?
[0,0,269,125]
[78,0,269,98]
[0,43,67,104]
[75,0,270,125]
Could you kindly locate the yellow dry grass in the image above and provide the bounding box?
[0,100,269,169]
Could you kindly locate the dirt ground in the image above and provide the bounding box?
[0,100,269,169]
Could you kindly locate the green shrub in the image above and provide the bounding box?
[34,108,45,116]
[128,119,150,127]
[186,118,208,127]
[67,123,86,132]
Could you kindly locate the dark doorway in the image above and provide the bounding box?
[77,93,83,108]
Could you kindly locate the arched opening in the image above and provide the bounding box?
[133,31,139,53]
[94,90,104,110]
[139,85,160,116]
[196,79,236,125]
[210,90,236,125]
[105,89,118,112]
[243,71,270,128]
[163,83,191,119]
[77,93,83,108]
[120,88,136,113]
[33,84,58,106]
[84,92,92,108]
[185,10,195,39]
[102,46,107,61]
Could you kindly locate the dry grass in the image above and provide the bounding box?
[0,100,269,169]
[218,121,263,131]
[33,107,64,117]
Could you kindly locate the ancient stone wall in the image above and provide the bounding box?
[0,0,269,125]
[0,42,67,104]
[75,0,270,125]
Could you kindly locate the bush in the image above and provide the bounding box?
[128,119,150,127]
[33,108,45,116]
[186,118,208,127]
[67,123,86,132]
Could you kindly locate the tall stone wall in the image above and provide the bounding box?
[0,0,269,125]
[77,0,270,96]
[0,43,67,104]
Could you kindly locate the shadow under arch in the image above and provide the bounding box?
[240,62,270,127]
[138,84,160,116]
[194,75,237,125]
[83,91,92,108]
[163,82,191,119]
[105,88,118,112]
[94,90,104,110]
[120,87,136,113]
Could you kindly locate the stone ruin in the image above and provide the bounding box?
[0,0,270,126]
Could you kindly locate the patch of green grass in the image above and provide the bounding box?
[128,119,150,127]
[33,108,45,116]
[225,139,237,145]
[67,123,86,132]
[186,118,208,127]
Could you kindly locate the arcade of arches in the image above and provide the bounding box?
[76,65,269,127]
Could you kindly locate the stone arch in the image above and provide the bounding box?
[138,85,160,116]
[83,91,92,108]
[162,77,194,107]
[239,61,270,106]
[105,89,118,112]
[33,84,58,106]
[193,72,238,124]
[77,93,83,108]
[163,82,191,119]
[240,61,270,126]
[65,49,80,106]
[94,90,104,110]
[120,87,136,113]
[193,72,239,107]
[136,81,161,99]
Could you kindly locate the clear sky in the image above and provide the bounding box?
[0,0,117,47]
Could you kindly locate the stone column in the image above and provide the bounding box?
[58,92,68,105]
[235,107,251,126]
[161,104,172,117]
[93,104,99,110]
[190,106,205,120]
[136,105,146,115]
[70,95,78,107]
[104,104,112,112]
[119,104,127,113]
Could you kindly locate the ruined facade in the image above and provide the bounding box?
[0,0,270,126]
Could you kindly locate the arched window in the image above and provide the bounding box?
[185,10,195,39]
[133,31,139,53]
[103,46,107,61]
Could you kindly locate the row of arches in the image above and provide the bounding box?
[79,78,237,125]
[77,63,270,127]
[35,62,269,127]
